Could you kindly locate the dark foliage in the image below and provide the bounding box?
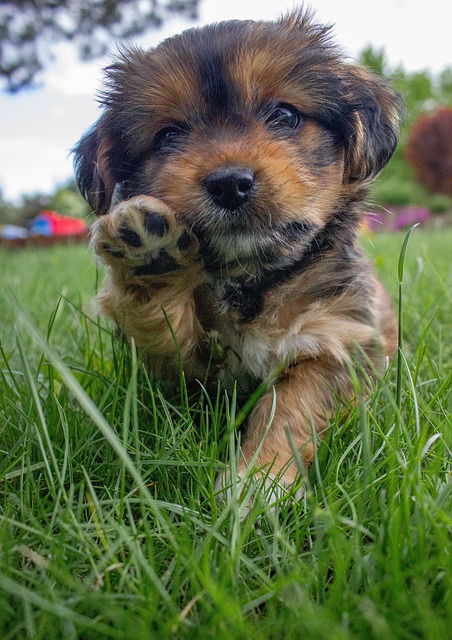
[0,0,199,92]
[405,107,452,196]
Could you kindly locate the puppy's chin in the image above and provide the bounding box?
[191,205,320,274]
[208,230,272,264]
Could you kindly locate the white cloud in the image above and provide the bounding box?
[0,135,74,197]
[0,89,99,200]
[44,44,104,97]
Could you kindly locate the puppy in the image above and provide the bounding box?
[74,9,403,498]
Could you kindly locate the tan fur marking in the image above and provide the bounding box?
[240,356,353,481]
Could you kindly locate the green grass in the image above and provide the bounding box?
[0,231,451,639]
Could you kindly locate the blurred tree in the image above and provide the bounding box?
[438,68,452,105]
[359,46,452,123]
[0,185,18,224]
[392,68,436,124]
[49,181,91,218]
[18,193,51,221]
[0,0,200,92]
[0,182,91,225]
[359,46,452,210]
[359,45,387,76]
[405,107,452,196]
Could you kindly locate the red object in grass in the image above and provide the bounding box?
[32,210,87,236]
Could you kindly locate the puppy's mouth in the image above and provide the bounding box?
[190,204,320,275]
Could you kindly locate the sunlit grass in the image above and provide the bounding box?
[0,232,451,639]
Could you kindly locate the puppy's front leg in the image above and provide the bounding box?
[239,357,354,489]
[91,195,205,378]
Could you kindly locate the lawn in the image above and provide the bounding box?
[0,229,451,639]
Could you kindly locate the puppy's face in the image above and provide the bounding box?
[75,12,403,271]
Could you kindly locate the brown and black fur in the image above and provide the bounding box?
[74,10,403,496]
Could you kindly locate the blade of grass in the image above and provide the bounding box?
[396,224,419,415]
[8,292,182,553]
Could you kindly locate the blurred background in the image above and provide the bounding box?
[1,0,451,237]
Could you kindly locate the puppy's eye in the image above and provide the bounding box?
[266,103,303,130]
[152,126,186,152]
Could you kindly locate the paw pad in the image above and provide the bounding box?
[143,211,169,238]
[118,226,143,248]
[92,195,199,278]
[133,251,179,276]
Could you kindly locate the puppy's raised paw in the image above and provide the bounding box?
[91,195,199,279]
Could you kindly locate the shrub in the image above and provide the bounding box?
[405,107,452,195]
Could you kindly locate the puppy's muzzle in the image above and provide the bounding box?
[204,166,255,211]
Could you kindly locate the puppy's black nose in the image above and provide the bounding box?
[204,166,255,211]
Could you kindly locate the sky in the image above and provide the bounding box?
[0,0,451,202]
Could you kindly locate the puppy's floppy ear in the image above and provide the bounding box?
[342,67,404,182]
[73,125,116,215]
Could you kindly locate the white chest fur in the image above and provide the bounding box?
[219,315,323,383]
